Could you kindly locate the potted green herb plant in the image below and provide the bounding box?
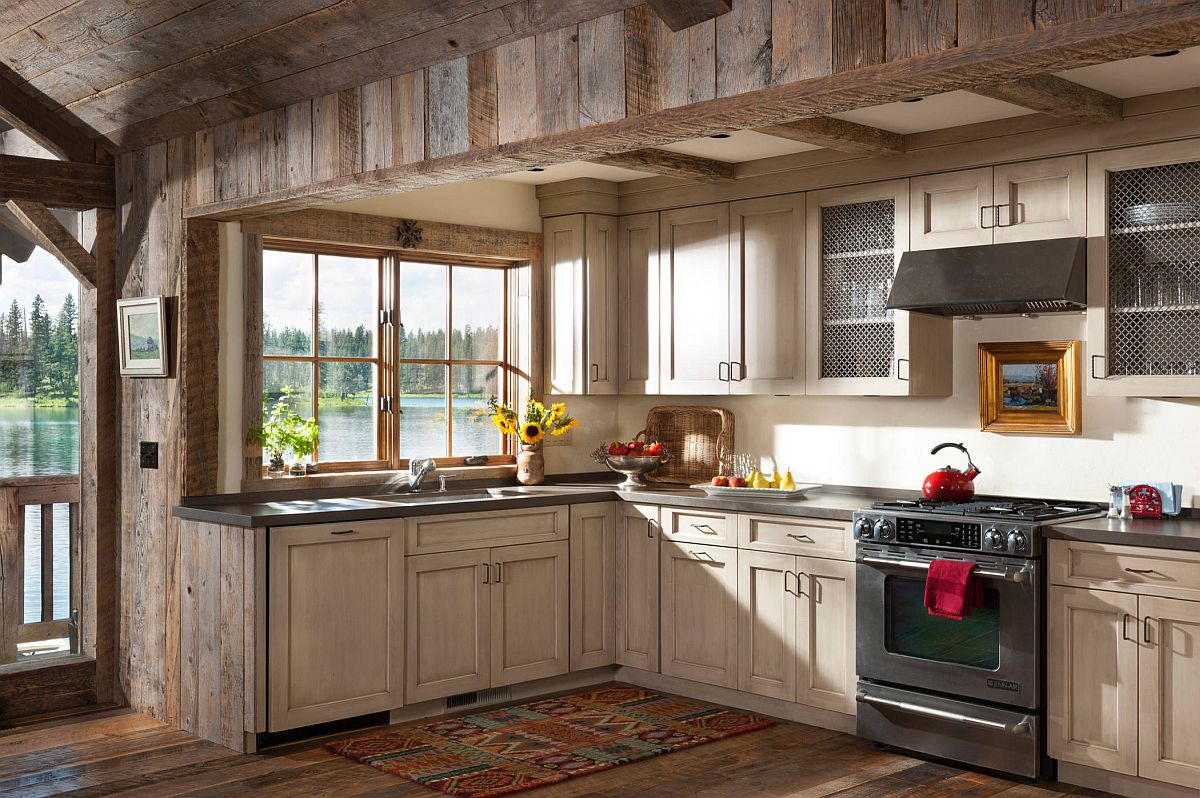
[290,417,320,475]
[248,391,319,477]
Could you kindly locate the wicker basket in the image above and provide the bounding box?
[638,406,734,485]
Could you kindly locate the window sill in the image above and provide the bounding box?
[241,464,518,494]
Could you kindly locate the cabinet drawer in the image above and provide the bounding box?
[1049,540,1200,601]
[738,514,853,560]
[406,506,568,555]
[660,506,736,546]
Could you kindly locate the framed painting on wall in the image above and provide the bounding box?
[978,340,1080,435]
[117,296,169,377]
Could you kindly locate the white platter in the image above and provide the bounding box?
[688,483,822,499]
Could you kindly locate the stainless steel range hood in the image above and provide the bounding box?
[886,237,1087,316]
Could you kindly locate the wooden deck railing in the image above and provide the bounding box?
[0,475,80,664]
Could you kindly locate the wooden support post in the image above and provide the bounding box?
[0,72,98,163]
[0,154,115,209]
[3,200,98,288]
[0,487,22,664]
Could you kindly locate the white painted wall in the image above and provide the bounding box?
[324,180,542,232]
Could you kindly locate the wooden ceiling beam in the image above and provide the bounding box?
[0,70,97,162]
[4,200,98,288]
[0,153,114,209]
[754,117,905,156]
[970,74,1123,124]
[593,149,734,182]
[646,0,732,31]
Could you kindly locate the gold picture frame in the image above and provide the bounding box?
[978,340,1080,435]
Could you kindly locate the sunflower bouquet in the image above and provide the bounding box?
[488,396,578,448]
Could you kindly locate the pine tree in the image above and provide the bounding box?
[49,294,78,400]
[29,295,51,397]
[3,301,26,396]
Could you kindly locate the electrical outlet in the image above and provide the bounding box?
[139,441,159,469]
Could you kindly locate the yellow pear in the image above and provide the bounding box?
[781,470,796,491]
[747,470,764,488]
[752,471,770,489]
[770,469,782,489]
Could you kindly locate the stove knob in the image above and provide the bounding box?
[1008,529,1028,553]
[983,526,1006,551]
[854,517,875,539]
[873,518,895,541]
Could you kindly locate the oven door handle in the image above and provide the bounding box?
[856,556,1031,583]
[856,691,1032,736]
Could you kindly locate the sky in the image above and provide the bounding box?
[0,248,79,319]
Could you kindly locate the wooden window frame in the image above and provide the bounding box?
[254,238,523,479]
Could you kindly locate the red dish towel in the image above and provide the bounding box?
[924,560,983,621]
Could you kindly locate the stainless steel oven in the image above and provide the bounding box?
[855,544,1041,709]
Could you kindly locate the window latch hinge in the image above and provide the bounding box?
[380,395,396,413]
[380,309,394,325]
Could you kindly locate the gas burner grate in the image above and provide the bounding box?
[871,496,1103,521]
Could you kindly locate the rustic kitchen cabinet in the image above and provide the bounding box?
[805,180,952,396]
[659,540,739,689]
[569,503,616,671]
[1049,541,1200,790]
[543,213,619,395]
[615,503,660,671]
[268,520,404,731]
[490,541,571,687]
[1085,141,1200,397]
[909,156,1085,250]
[737,549,857,714]
[617,212,660,394]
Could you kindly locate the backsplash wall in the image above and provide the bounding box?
[548,313,1200,506]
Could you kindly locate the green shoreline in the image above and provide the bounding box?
[0,397,78,408]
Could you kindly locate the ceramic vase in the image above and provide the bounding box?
[516,445,545,486]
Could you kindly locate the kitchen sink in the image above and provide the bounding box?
[372,489,494,504]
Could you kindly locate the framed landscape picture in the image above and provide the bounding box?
[978,340,1081,435]
[117,296,168,377]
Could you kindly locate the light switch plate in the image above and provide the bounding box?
[139,441,159,469]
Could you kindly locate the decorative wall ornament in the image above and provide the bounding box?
[396,220,423,248]
[978,340,1080,435]
[117,296,169,377]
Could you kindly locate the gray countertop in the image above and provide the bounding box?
[1045,515,1200,553]
[172,480,876,528]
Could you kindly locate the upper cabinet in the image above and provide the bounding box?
[910,156,1086,250]
[805,180,951,396]
[618,213,660,394]
[658,196,806,396]
[544,213,618,395]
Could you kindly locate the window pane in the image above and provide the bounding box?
[318,363,377,462]
[400,262,447,359]
[452,365,501,456]
[318,255,377,357]
[262,360,313,462]
[399,363,447,459]
[452,266,502,360]
[263,250,314,356]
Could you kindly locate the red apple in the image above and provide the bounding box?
[728,476,747,488]
[608,442,630,456]
[644,443,663,456]
[711,475,730,487]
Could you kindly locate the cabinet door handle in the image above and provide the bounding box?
[980,205,995,229]
[783,570,796,597]
[718,361,730,382]
[1091,354,1105,380]
[590,363,599,383]
[647,519,657,539]
[896,358,909,381]
[995,203,1015,227]
[731,361,745,382]
[330,529,359,536]
[493,562,503,583]
[1122,613,1133,642]
[1144,616,1153,645]
[482,563,490,584]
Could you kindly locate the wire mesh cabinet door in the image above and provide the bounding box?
[804,180,951,397]
[1087,141,1200,397]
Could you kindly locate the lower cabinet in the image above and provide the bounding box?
[737,550,857,713]
[570,503,616,671]
[1049,540,1200,790]
[268,520,405,732]
[407,541,569,703]
[659,541,738,689]
[616,504,660,671]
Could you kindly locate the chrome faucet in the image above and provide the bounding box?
[408,458,437,491]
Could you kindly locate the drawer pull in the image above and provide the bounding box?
[688,550,721,565]
[330,529,359,536]
[690,523,719,535]
[1124,567,1158,575]
[786,533,815,543]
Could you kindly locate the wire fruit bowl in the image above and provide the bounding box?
[591,445,672,489]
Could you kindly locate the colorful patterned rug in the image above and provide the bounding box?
[326,684,775,797]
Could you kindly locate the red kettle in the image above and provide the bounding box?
[922,442,981,501]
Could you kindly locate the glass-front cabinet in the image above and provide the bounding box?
[1087,141,1200,396]
[804,180,951,396]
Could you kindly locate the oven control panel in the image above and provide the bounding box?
[895,517,981,550]
[854,511,1041,556]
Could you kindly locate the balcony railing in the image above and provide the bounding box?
[0,475,80,664]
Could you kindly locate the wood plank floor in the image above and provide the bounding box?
[0,703,1121,797]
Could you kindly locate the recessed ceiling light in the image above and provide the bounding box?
[527,167,545,172]
[709,133,731,139]
[1150,50,1181,57]
[901,97,924,103]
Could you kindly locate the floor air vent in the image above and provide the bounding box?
[445,686,512,711]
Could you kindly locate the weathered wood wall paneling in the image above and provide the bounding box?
[716,0,772,97]
[496,39,538,144]
[656,16,716,108]
[181,219,221,498]
[536,27,582,135]
[259,108,288,193]
[360,79,394,172]
[210,122,237,203]
[624,5,661,116]
[886,0,958,61]
[426,58,470,158]
[467,50,500,150]
[242,235,264,485]
[284,101,314,188]
[957,1,1034,45]
[579,13,627,126]
[391,71,426,165]
[771,0,833,83]
[833,0,886,72]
